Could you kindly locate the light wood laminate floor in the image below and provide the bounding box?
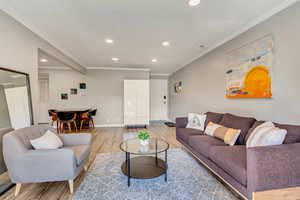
[0,123,180,200]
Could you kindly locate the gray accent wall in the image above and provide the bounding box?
[40,69,149,126]
[169,2,300,124]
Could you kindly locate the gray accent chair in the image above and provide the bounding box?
[3,125,91,196]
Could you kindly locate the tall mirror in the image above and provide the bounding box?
[0,67,33,194]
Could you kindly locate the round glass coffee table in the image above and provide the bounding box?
[120,138,169,186]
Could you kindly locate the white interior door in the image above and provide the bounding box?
[124,80,137,125]
[4,86,31,129]
[38,79,49,123]
[150,79,168,121]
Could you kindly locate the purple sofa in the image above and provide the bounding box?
[176,112,300,199]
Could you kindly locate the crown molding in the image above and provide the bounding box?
[87,67,150,71]
[170,0,300,75]
[150,73,170,76]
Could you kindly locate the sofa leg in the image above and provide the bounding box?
[15,183,21,196]
[84,164,88,171]
[68,180,74,194]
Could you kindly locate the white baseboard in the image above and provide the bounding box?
[167,118,175,123]
[95,124,124,128]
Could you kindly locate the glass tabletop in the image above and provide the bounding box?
[120,138,169,155]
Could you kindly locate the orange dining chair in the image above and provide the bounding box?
[79,112,92,131]
[48,110,59,133]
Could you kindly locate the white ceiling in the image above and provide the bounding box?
[38,49,67,67]
[0,0,298,74]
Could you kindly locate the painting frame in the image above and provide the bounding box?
[226,35,274,99]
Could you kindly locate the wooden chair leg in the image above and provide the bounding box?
[68,123,72,133]
[15,183,21,197]
[73,121,77,132]
[61,122,64,133]
[56,121,59,133]
[91,119,95,129]
[80,120,84,131]
[68,180,74,194]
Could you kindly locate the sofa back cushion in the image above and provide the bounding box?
[275,123,300,144]
[245,121,265,142]
[246,121,300,144]
[204,112,224,128]
[219,113,256,145]
[11,125,56,150]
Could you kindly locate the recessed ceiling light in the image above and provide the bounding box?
[188,0,201,6]
[152,58,158,63]
[162,41,170,47]
[40,58,48,63]
[105,39,114,44]
[112,57,119,61]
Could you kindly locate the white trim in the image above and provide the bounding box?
[171,0,300,74]
[95,124,124,128]
[150,73,170,76]
[87,67,150,71]
[167,118,175,123]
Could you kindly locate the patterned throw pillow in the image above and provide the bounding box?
[186,113,206,131]
[204,122,241,146]
[246,121,287,148]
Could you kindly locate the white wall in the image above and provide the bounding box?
[169,2,300,124]
[39,69,150,126]
[0,10,86,124]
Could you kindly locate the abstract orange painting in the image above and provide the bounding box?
[226,35,273,98]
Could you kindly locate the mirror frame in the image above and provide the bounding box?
[0,67,34,126]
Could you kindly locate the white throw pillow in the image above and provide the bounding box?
[246,121,287,148]
[186,113,206,131]
[30,130,63,150]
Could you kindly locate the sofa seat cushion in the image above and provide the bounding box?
[65,145,90,166]
[177,128,204,143]
[188,135,226,158]
[219,113,256,145]
[209,145,247,186]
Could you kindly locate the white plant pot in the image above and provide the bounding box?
[140,139,149,146]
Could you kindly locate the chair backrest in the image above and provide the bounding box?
[57,112,76,121]
[48,109,56,117]
[89,109,97,116]
[81,112,90,119]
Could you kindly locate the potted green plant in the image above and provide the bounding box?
[138,130,150,145]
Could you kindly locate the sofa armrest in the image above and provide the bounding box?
[247,143,300,196]
[176,117,188,128]
[10,149,77,183]
[60,133,92,146]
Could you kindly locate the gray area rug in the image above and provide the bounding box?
[74,148,238,200]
